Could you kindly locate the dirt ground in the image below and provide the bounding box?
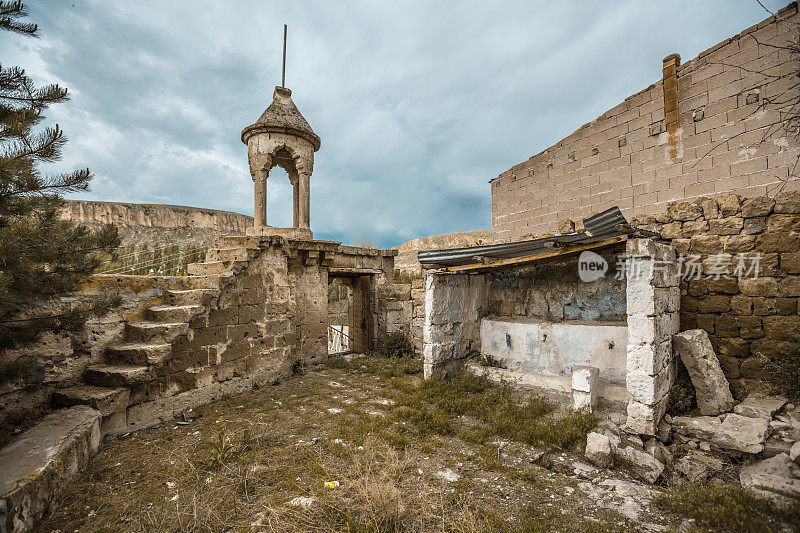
[40,356,799,532]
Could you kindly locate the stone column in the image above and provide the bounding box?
[293,180,300,228]
[298,171,310,229]
[253,169,267,228]
[624,238,680,436]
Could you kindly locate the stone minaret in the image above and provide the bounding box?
[241,86,321,239]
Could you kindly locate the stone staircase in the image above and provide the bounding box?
[52,239,262,435]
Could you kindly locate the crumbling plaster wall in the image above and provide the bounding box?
[491,5,800,242]
[423,273,488,378]
[486,249,627,321]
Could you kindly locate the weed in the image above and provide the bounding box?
[654,480,800,532]
[0,354,42,384]
[480,353,505,368]
[384,331,415,358]
[667,358,696,415]
[394,270,422,284]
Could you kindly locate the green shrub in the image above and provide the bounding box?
[384,332,415,358]
[667,358,696,416]
[764,342,800,402]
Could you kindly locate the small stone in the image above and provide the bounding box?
[675,451,726,483]
[791,442,800,464]
[699,441,711,452]
[585,432,613,468]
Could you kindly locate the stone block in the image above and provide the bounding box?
[742,216,767,235]
[668,201,703,221]
[778,276,800,297]
[672,413,769,454]
[715,194,742,216]
[740,453,800,503]
[0,406,101,533]
[614,446,665,483]
[709,217,743,235]
[627,339,672,377]
[585,431,612,467]
[774,191,800,213]
[572,366,599,412]
[739,277,778,297]
[690,235,723,254]
[734,393,788,419]
[757,232,800,253]
[763,315,800,339]
[627,364,673,406]
[696,295,731,313]
[741,196,775,217]
[731,295,753,315]
[673,329,735,415]
[625,393,669,436]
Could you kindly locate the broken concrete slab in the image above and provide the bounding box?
[615,445,665,483]
[672,413,769,454]
[585,431,612,468]
[733,393,788,420]
[672,330,734,415]
[740,453,800,503]
[0,405,101,533]
[674,451,726,483]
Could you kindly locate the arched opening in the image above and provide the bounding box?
[266,165,293,228]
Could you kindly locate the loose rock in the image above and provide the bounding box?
[740,453,800,503]
[672,413,769,454]
[734,393,788,420]
[585,432,613,468]
[672,330,735,415]
[615,446,665,483]
[674,451,725,483]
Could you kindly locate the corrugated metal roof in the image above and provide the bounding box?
[417,207,651,268]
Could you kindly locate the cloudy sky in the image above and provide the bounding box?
[1,1,782,247]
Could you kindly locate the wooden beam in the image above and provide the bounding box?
[442,235,627,273]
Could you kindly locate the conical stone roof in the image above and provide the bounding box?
[241,86,321,150]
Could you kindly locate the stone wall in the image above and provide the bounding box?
[0,275,198,446]
[629,191,800,399]
[491,4,800,242]
[486,248,627,322]
[423,273,488,378]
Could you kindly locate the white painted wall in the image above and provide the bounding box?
[480,317,628,385]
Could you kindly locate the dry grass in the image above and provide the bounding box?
[39,356,662,531]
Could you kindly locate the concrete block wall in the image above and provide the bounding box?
[624,239,681,436]
[491,4,800,242]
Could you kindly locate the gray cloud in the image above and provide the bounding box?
[1,0,776,247]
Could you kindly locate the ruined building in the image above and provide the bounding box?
[418,4,800,437]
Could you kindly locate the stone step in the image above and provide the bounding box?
[187,261,234,276]
[53,385,130,416]
[165,288,219,306]
[183,275,224,290]
[205,247,258,263]
[124,321,189,343]
[145,304,204,323]
[84,364,154,387]
[106,343,172,365]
